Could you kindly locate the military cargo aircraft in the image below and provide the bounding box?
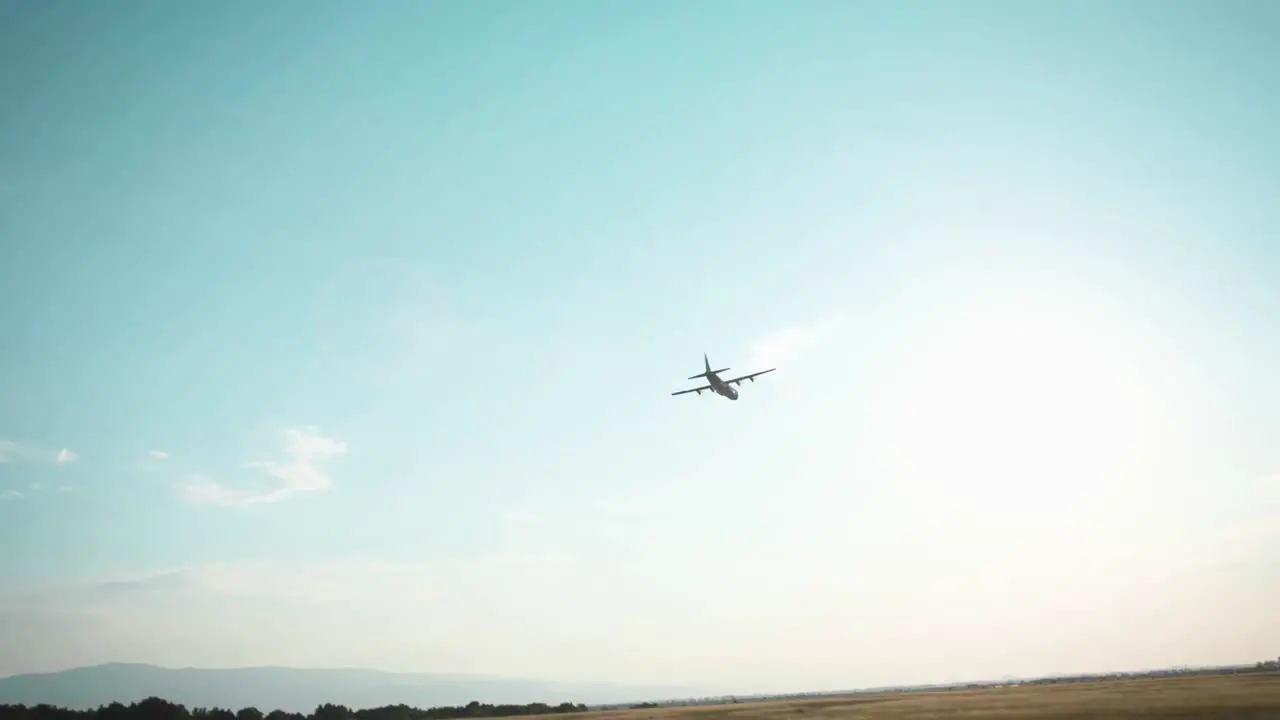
[671,353,775,401]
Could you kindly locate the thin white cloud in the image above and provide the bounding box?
[1,482,79,503]
[596,498,655,520]
[177,476,259,506]
[147,450,170,460]
[1,543,1276,692]
[1265,473,1279,535]
[0,560,446,622]
[176,427,347,507]
[0,439,78,465]
[745,314,844,372]
[0,554,606,679]
[503,509,537,523]
[1170,474,1280,572]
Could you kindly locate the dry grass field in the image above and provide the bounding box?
[587,673,1280,720]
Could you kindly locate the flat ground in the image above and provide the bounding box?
[587,673,1280,720]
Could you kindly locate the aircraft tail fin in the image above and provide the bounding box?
[688,354,729,379]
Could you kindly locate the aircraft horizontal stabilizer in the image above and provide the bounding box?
[687,367,730,380]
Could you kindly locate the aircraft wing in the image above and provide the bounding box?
[724,368,776,386]
[671,384,712,396]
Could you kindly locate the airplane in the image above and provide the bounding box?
[671,353,776,401]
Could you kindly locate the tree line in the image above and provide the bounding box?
[0,698,591,720]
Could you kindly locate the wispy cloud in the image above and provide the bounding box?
[1173,474,1280,572]
[176,427,348,507]
[503,509,537,523]
[0,554,588,675]
[596,498,655,520]
[135,449,171,476]
[0,482,79,504]
[2,541,1275,689]
[178,476,259,506]
[0,439,78,465]
[16,554,571,612]
[746,315,844,372]
[1263,473,1279,535]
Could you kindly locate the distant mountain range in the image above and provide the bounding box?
[0,663,702,712]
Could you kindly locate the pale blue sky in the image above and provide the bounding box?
[1,0,1277,694]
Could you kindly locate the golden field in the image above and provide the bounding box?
[586,673,1280,720]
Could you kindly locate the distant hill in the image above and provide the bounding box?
[0,663,700,712]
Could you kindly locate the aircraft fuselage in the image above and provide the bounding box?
[705,371,739,400]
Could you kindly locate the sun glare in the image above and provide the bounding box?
[869,293,1178,546]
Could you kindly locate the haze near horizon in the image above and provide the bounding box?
[1,0,1277,697]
